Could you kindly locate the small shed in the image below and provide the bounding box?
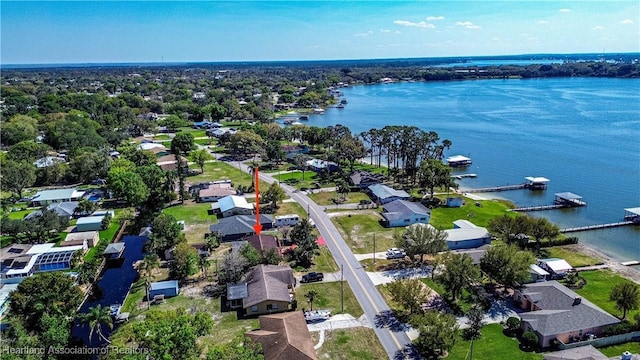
[103,243,125,259]
[149,280,180,298]
[76,216,104,232]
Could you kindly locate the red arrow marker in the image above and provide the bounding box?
[253,167,262,235]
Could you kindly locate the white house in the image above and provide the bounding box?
[30,188,85,206]
[215,195,253,218]
[444,220,491,250]
[537,258,574,279]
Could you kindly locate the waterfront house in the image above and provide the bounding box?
[245,311,318,360]
[537,258,574,279]
[380,200,430,228]
[444,220,492,250]
[0,243,84,284]
[209,214,274,242]
[367,184,410,205]
[305,158,339,172]
[30,188,85,207]
[149,280,179,298]
[63,231,99,249]
[349,170,384,189]
[515,281,619,348]
[282,144,309,160]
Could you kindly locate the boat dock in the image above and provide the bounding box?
[464,183,527,193]
[452,173,477,180]
[511,204,566,212]
[561,221,635,233]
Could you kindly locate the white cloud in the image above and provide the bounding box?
[492,37,501,42]
[537,20,549,25]
[380,29,392,33]
[559,8,570,13]
[593,25,604,30]
[395,31,401,34]
[393,20,436,28]
[426,16,445,21]
[455,21,481,29]
[621,19,634,24]
[353,30,374,37]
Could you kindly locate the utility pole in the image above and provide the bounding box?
[341,264,344,313]
[373,233,376,264]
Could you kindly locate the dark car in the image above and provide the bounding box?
[300,272,324,283]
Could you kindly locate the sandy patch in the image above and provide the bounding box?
[571,243,640,284]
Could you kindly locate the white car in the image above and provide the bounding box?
[386,249,406,260]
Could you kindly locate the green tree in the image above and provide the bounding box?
[1,160,36,200]
[1,114,38,146]
[522,331,539,349]
[290,218,313,245]
[39,313,71,353]
[480,244,535,288]
[206,335,263,360]
[464,306,485,340]
[218,251,248,286]
[262,182,286,209]
[79,304,113,343]
[148,213,183,254]
[170,242,199,281]
[137,253,160,309]
[265,140,286,165]
[107,167,149,206]
[74,198,97,216]
[385,278,431,315]
[67,149,112,184]
[9,272,83,333]
[397,224,448,264]
[305,290,319,311]
[609,282,640,319]
[336,179,350,201]
[418,158,453,199]
[190,148,213,173]
[437,252,479,302]
[228,130,265,158]
[293,153,308,181]
[528,217,560,245]
[171,132,196,155]
[198,254,211,281]
[239,243,261,268]
[410,310,459,359]
[7,140,51,163]
[487,214,520,243]
[335,135,366,172]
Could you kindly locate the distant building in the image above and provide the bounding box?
[537,258,574,279]
[24,201,80,220]
[33,156,66,168]
[63,231,99,249]
[76,216,104,232]
[349,170,384,189]
[305,158,339,172]
[198,183,237,202]
[156,154,189,172]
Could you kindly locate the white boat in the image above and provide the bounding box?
[109,304,122,317]
[313,108,325,115]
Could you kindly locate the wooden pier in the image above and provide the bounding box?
[560,221,635,233]
[511,204,566,212]
[452,173,477,180]
[464,183,527,193]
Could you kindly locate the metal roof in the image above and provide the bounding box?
[525,176,550,183]
[368,184,410,200]
[554,192,582,200]
[446,155,471,162]
[218,195,253,213]
[624,207,640,216]
[77,216,104,225]
[150,280,179,290]
[31,188,84,202]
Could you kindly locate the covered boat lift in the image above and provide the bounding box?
[446,155,472,167]
[553,192,587,207]
[524,176,550,190]
[624,207,640,223]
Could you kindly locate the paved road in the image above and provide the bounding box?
[228,160,418,359]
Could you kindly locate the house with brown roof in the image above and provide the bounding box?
[514,281,620,348]
[245,311,318,360]
[198,183,237,202]
[245,234,280,254]
[63,231,99,248]
[156,154,189,171]
[229,264,295,316]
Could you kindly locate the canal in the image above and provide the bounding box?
[71,235,147,347]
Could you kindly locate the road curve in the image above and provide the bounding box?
[244,165,418,359]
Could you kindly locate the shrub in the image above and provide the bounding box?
[506,317,521,332]
[521,331,539,349]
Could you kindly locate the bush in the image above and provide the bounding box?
[601,321,639,336]
[521,331,539,349]
[505,316,521,335]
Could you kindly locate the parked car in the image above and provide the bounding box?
[386,248,406,260]
[359,199,372,205]
[300,272,324,283]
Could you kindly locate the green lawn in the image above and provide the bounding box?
[598,341,640,357]
[310,328,387,360]
[448,323,543,360]
[187,161,263,189]
[7,209,33,220]
[308,191,372,206]
[574,270,640,320]
[274,201,306,218]
[175,127,207,137]
[544,246,603,267]
[332,214,397,254]
[311,247,339,273]
[430,197,515,229]
[195,138,215,146]
[274,170,335,190]
[83,220,122,263]
[162,202,218,244]
[152,134,171,140]
[297,281,363,317]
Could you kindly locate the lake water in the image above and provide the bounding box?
[298,78,640,263]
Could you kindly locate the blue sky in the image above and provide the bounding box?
[1,1,638,64]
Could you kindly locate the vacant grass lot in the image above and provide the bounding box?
[332,214,397,254]
[310,328,387,360]
[194,138,215,146]
[574,270,640,320]
[162,202,218,244]
[308,191,372,206]
[274,201,306,218]
[545,246,602,267]
[430,198,515,229]
[297,281,363,317]
[448,323,543,360]
[275,170,337,190]
[187,161,269,189]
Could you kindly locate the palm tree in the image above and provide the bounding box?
[79,304,113,343]
[305,290,319,311]
[609,282,640,319]
[198,255,211,281]
[137,253,160,309]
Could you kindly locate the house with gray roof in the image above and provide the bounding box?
[24,201,80,220]
[444,219,492,250]
[514,281,620,348]
[380,200,430,227]
[349,170,384,189]
[230,264,295,316]
[209,214,273,242]
[367,184,410,205]
[30,188,85,206]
